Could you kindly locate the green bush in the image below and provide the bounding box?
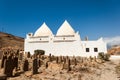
[34,50,45,55]
[104,53,110,61]
[97,52,104,59]
[97,52,110,61]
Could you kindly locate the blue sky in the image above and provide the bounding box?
[0,0,120,40]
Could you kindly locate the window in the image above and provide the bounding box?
[86,48,89,52]
[94,48,98,52]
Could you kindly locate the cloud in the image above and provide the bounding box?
[103,36,120,47]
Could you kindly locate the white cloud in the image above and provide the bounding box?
[103,36,120,46]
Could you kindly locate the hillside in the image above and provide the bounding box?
[108,45,120,55]
[0,32,24,50]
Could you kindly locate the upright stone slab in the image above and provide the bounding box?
[51,55,55,61]
[63,56,66,63]
[13,56,18,69]
[66,56,69,63]
[23,59,29,71]
[89,56,93,62]
[1,54,7,68]
[74,57,77,66]
[93,56,97,62]
[45,62,48,68]
[27,52,31,58]
[4,56,13,77]
[16,49,19,56]
[32,59,38,74]
[49,53,52,62]
[58,56,62,63]
[67,59,71,71]
[38,59,41,67]
[19,52,23,60]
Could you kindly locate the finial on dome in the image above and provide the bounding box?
[43,22,46,24]
[64,20,69,24]
[64,20,67,22]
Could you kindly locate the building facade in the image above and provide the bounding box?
[24,20,107,57]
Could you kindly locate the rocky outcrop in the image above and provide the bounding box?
[108,46,120,55]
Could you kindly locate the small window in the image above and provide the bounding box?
[94,48,98,52]
[86,48,89,52]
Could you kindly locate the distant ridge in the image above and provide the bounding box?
[0,32,24,50]
[108,45,120,55]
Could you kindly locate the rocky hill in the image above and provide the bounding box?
[108,45,120,55]
[0,32,24,50]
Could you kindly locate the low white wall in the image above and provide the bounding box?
[110,55,120,60]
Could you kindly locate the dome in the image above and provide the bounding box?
[56,20,75,36]
[34,22,53,36]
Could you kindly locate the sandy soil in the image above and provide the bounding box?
[0,56,120,80]
[5,60,120,80]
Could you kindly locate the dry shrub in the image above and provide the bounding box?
[97,52,110,61]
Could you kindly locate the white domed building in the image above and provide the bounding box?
[24,20,107,57]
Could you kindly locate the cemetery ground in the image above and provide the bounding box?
[0,50,120,80]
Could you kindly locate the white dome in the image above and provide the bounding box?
[34,22,53,36]
[56,20,75,36]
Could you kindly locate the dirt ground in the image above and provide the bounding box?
[0,58,119,80]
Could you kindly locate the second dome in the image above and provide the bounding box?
[56,20,75,36]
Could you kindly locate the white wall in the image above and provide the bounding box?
[24,35,107,57]
[110,55,120,60]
